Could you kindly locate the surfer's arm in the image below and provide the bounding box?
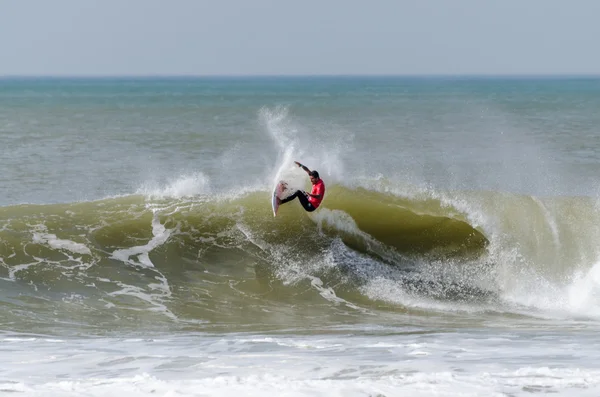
[306,182,324,199]
[294,161,311,175]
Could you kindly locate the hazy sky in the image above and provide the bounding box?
[1,0,599,76]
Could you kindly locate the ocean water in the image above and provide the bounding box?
[1,76,600,396]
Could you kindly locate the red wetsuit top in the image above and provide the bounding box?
[308,179,325,208]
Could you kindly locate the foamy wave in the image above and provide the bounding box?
[32,232,91,256]
[110,211,173,268]
[8,364,600,397]
[137,172,211,198]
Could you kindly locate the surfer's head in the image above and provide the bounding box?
[309,170,319,183]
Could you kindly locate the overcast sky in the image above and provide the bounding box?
[1,0,599,76]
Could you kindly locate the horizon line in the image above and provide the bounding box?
[1,73,600,79]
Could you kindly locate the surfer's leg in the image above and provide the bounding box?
[279,190,302,205]
[296,192,316,212]
[279,190,315,212]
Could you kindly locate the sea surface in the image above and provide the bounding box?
[2,76,600,396]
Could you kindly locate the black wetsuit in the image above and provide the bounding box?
[279,190,316,212]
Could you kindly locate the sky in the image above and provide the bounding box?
[1,0,599,76]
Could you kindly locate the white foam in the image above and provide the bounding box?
[32,232,91,256]
[110,211,172,268]
[6,367,600,397]
[137,172,211,199]
[495,260,600,321]
[8,261,42,280]
[4,333,600,397]
[307,275,362,310]
[312,208,363,236]
[568,262,600,315]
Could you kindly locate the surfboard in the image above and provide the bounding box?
[271,181,288,216]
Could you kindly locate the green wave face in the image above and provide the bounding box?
[1,185,599,334]
[318,186,489,259]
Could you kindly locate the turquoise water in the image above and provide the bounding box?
[2,76,600,396]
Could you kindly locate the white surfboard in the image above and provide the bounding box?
[271,181,288,216]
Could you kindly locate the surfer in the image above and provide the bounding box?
[278,161,325,212]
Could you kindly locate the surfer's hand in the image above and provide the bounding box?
[294,161,302,167]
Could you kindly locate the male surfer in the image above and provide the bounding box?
[278,161,325,212]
